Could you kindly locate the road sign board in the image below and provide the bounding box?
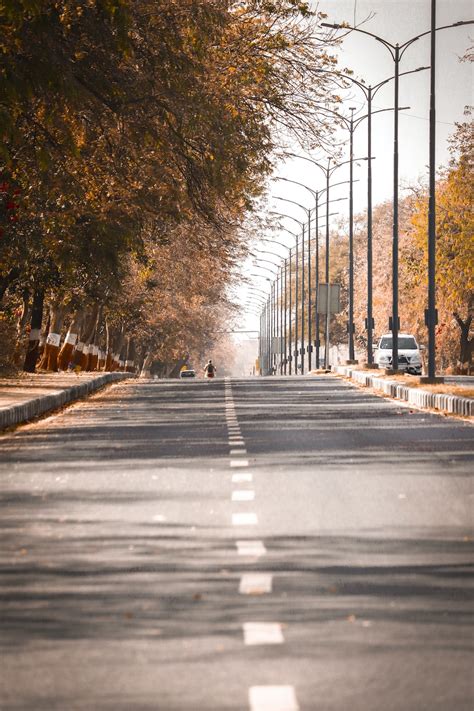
[317,283,341,314]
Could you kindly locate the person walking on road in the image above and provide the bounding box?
[203,359,216,379]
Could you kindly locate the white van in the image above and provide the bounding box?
[374,333,422,374]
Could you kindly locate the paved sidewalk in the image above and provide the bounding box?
[332,365,474,417]
[0,373,134,430]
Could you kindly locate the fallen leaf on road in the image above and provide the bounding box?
[347,615,356,623]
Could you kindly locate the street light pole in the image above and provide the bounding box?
[288,247,293,375]
[269,211,304,374]
[305,104,411,364]
[314,67,426,365]
[284,257,288,374]
[427,0,439,381]
[392,43,400,369]
[273,196,312,374]
[273,179,345,371]
[322,17,473,372]
[295,230,299,373]
[273,178,316,371]
[348,107,356,361]
[367,85,374,365]
[325,160,331,368]
[267,295,271,375]
[282,154,364,367]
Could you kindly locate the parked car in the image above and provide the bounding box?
[179,369,196,378]
[374,333,422,375]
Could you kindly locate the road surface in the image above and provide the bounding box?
[0,376,473,710]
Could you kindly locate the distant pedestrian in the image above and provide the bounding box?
[204,359,216,379]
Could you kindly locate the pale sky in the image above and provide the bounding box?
[238,0,473,337]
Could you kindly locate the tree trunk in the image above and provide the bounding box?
[36,311,50,367]
[58,310,84,370]
[17,289,31,335]
[72,303,99,371]
[23,290,44,373]
[453,309,473,374]
[126,337,136,373]
[40,303,67,372]
[88,344,99,372]
[140,352,153,378]
[104,319,111,371]
[98,348,106,371]
[14,289,31,365]
[87,305,103,371]
[109,324,125,371]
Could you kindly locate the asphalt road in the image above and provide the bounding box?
[0,375,473,711]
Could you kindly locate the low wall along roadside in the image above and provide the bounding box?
[0,373,133,430]
[332,365,473,417]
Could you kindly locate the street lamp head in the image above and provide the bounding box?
[321,22,342,29]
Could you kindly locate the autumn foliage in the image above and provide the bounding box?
[0,1,340,373]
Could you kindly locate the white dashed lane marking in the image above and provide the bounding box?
[232,473,253,483]
[230,459,249,468]
[239,573,272,594]
[243,623,284,646]
[249,686,299,711]
[232,512,258,526]
[236,540,266,557]
[232,490,255,501]
[227,382,296,710]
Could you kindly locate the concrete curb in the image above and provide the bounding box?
[333,365,474,417]
[0,373,134,430]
